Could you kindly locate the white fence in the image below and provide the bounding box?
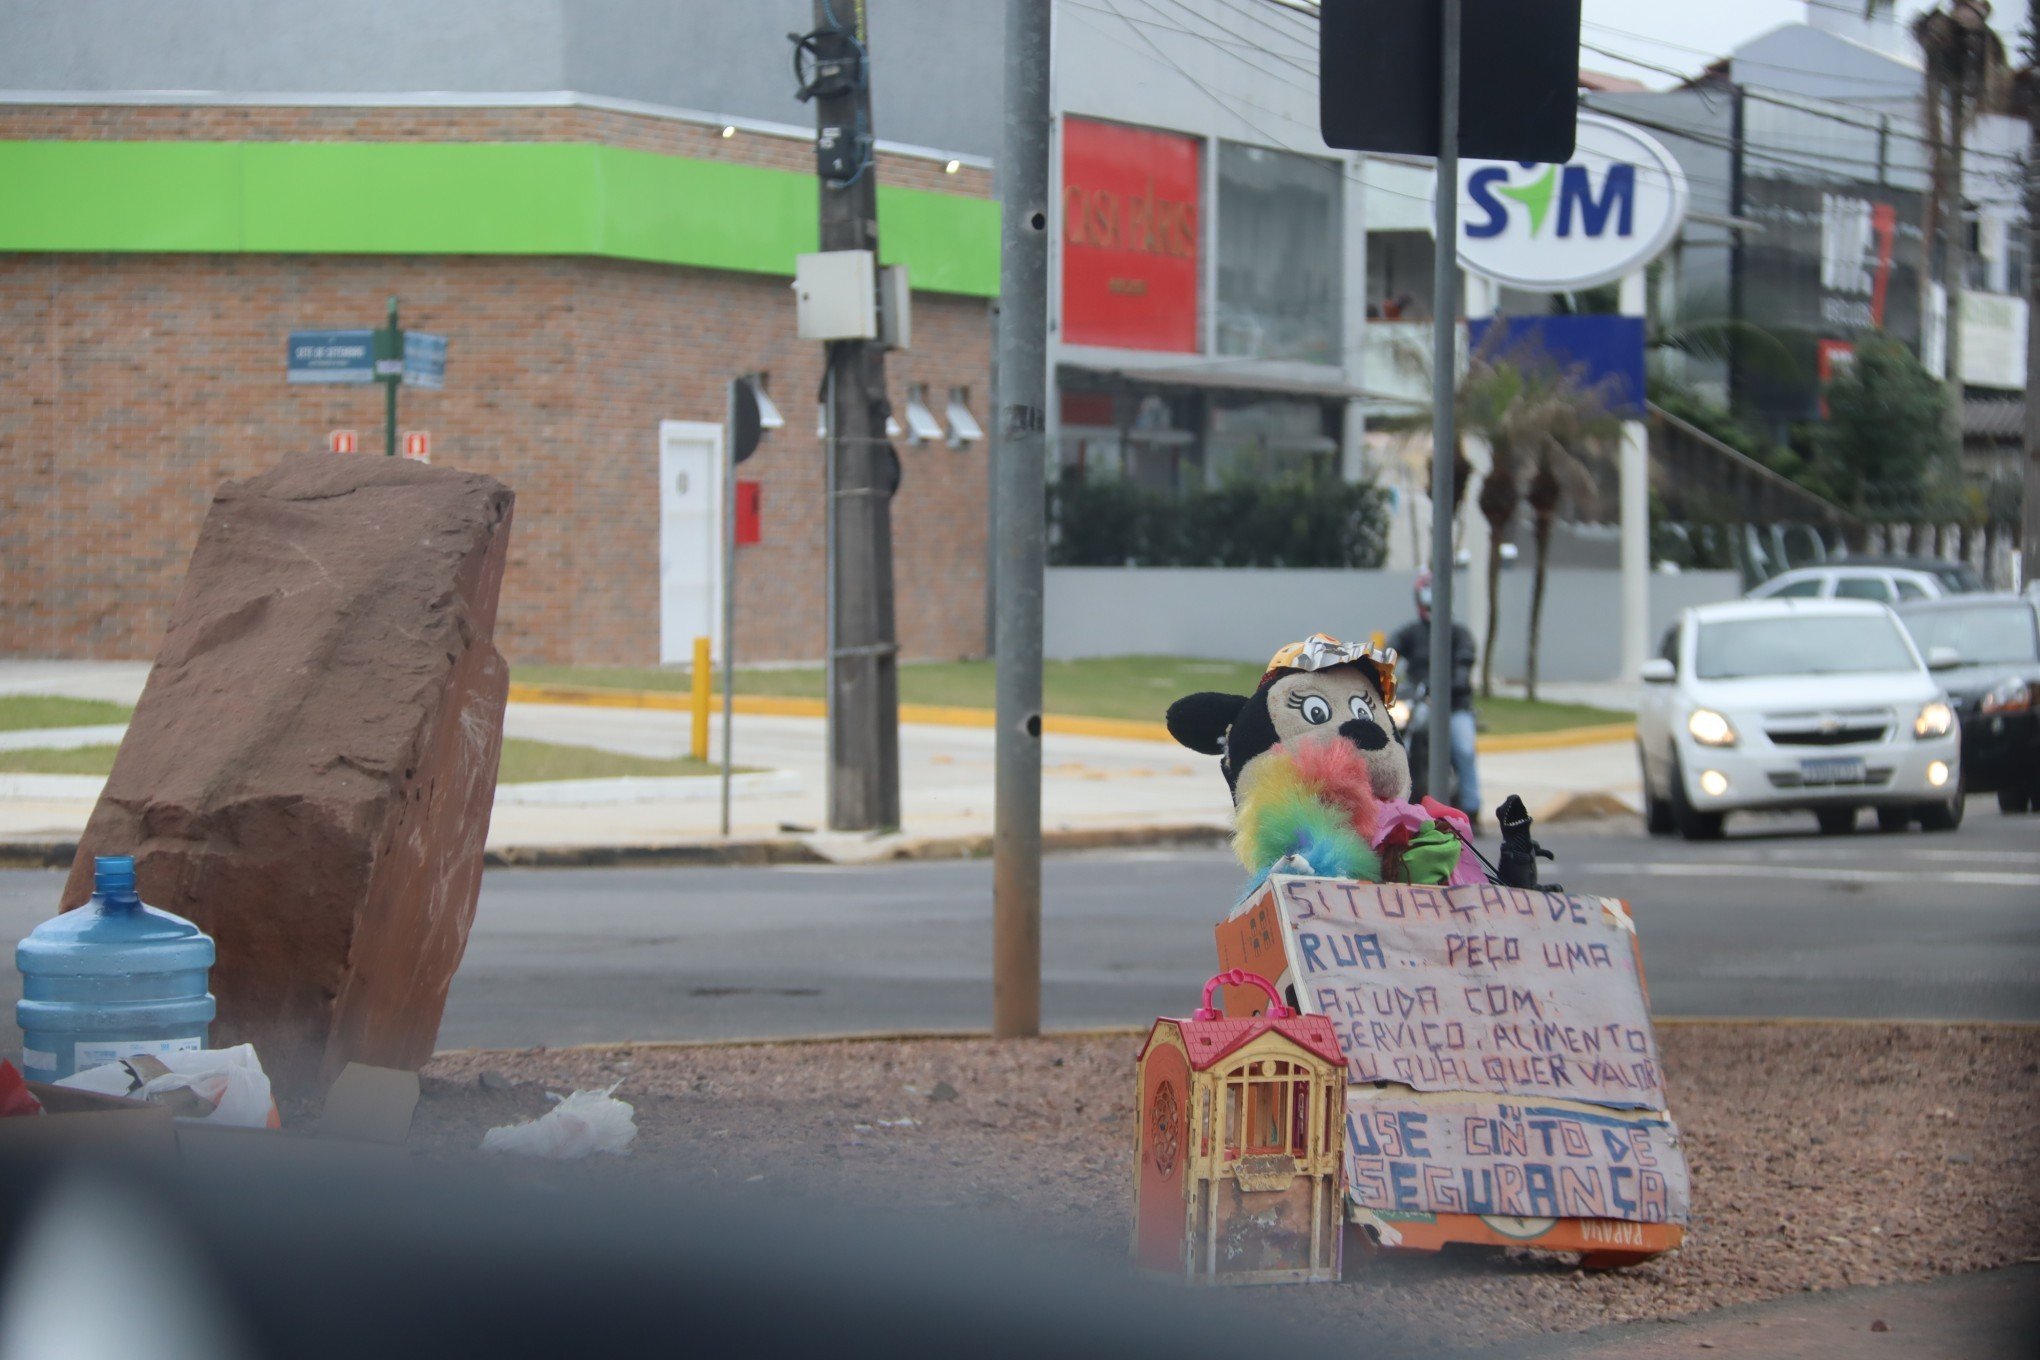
[1043,566,1744,683]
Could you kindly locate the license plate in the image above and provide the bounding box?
[1800,756,1865,786]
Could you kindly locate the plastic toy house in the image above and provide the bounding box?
[1132,970,1346,1286]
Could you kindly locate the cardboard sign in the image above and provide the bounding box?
[1216,875,1691,1236]
[1222,876,1664,1107]
[1346,1093,1688,1225]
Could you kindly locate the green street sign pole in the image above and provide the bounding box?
[374,296,402,456]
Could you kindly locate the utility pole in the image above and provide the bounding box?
[992,0,1050,1039]
[2025,0,2040,583]
[807,0,901,831]
[1425,0,1464,807]
[1944,16,1970,456]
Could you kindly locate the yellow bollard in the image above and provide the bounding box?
[690,636,711,761]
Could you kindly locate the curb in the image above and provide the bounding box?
[482,820,1232,869]
[0,801,1639,871]
[0,841,73,870]
[1530,789,1639,824]
[506,681,1636,753]
[1481,721,1636,753]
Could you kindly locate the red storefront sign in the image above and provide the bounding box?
[1062,118,1200,353]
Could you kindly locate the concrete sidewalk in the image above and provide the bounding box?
[0,661,1642,864]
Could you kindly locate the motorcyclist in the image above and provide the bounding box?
[1388,571,1481,826]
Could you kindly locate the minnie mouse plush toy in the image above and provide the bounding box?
[1166,633,1552,890]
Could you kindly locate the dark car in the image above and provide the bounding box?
[1896,594,2040,813]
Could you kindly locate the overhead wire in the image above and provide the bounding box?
[1579,36,2029,173]
[1055,0,2018,377]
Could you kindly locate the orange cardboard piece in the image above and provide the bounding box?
[318,1064,421,1146]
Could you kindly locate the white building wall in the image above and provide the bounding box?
[1051,0,1369,437]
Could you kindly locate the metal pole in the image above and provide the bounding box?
[1426,0,1463,810]
[992,0,1050,1040]
[2026,0,2040,587]
[720,387,738,837]
[1726,87,1746,416]
[1943,31,1968,454]
[384,296,400,457]
[1618,270,1650,684]
[823,366,838,818]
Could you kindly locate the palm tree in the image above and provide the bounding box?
[1913,2,2010,431]
[1454,334,1622,700]
[1521,375,1621,700]
[1455,353,1526,698]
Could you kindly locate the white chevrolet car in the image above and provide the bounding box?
[1636,600,1963,840]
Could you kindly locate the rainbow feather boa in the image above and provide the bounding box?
[1232,740,1384,882]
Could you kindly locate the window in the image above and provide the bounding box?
[1834,576,1893,602]
[1696,614,1918,679]
[1216,142,1342,365]
[1899,604,2040,665]
[1893,577,1928,601]
[1224,1059,1312,1159]
[1246,1079,1283,1153]
[1771,577,1823,598]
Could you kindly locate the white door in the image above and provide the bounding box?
[658,420,726,666]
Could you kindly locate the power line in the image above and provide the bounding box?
[1581,36,2028,172]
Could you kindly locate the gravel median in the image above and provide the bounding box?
[415,1023,2039,1348]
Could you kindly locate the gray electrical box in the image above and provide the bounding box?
[877,264,911,351]
[793,251,877,341]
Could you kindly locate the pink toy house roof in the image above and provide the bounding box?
[1144,1014,1345,1072]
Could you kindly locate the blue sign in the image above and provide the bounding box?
[1467,315,1647,418]
[403,331,447,390]
[286,330,376,384]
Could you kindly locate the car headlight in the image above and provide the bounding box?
[1914,700,1955,738]
[1686,708,1736,747]
[1979,679,2034,716]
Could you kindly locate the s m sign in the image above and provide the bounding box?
[1435,113,1688,292]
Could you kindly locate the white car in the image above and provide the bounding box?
[1636,599,1963,840]
[1746,564,1947,604]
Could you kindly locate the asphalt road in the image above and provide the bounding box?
[2,807,2033,1051]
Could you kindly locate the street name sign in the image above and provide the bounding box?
[287,330,376,384]
[403,332,448,390]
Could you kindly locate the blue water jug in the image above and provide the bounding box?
[15,855,216,1083]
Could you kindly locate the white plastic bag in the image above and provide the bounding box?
[480,1083,636,1159]
[56,1043,279,1129]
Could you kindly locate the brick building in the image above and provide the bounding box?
[3,0,1392,665]
[0,93,997,666]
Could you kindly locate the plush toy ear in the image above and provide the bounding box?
[1166,692,1249,756]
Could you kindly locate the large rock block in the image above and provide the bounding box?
[63,454,515,1098]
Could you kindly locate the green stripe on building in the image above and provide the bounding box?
[0,140,998,296]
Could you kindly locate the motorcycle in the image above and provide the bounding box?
[1389,681,1462,809]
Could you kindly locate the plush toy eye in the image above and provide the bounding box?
[1300,696,1332,725]
[1349,695,1370,721]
